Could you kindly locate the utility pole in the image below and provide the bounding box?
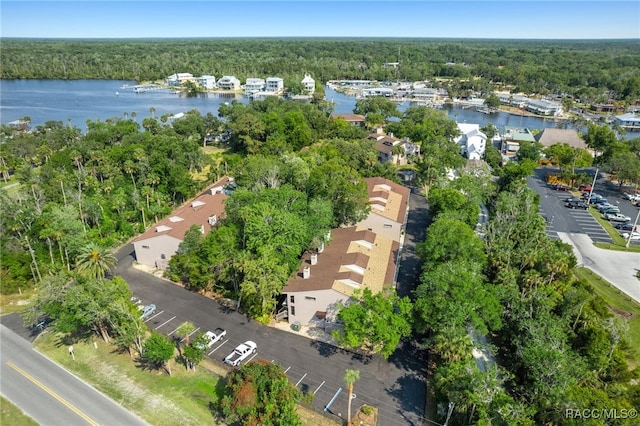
[626,209,640,249]
[586,166,599,204]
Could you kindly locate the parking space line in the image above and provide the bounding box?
[314,380,325,395]
[245,353,258,364]
[144,310,164,323]
[155,316,176,330]
[284,366,291,373]
[167,325,181,336]
[295,373,308,386]
[208,340,227,355]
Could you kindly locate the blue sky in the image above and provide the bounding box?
[1,1,639,39]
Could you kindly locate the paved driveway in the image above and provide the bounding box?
[558,232,640,303]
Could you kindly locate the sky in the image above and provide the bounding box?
[1,1,639,40]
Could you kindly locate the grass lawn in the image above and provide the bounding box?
[34,331,339,426]
[0,396,39,426]
[573,267,640,368]
[588,207,640,253]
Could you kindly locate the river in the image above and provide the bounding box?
[1,79,637,138]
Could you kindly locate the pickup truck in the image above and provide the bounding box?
[224,341,257,366]
[604,213,631,222]
[203,328,227,348]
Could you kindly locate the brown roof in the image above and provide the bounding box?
[133,177,230,243]
[283,227,397,296]
[364,177,410,224]
[534,128,587,150]
[331,113,366,122]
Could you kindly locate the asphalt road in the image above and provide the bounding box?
[116,246,427,426]
[396,186,429,298]
[0,323,148,426]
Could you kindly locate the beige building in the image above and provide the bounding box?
[282,227,399,326]
[132,177,232,269]
[282,177,409,326]
[358,177,410,243]
[368,129,420,166]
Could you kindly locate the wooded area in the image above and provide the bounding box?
[2,38,640,104]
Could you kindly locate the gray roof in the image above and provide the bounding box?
[534,128,587,149]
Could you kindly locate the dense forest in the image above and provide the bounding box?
[2,38,640,104]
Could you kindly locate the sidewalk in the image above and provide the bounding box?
[270,320,339,346]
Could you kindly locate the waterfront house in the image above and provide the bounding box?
[197,75,217,89]
[244,78,265,95]
[331,113,366,127]
[615,112,640,129]
[362,87,394,97]
[301,74,315,95]
[132,177,231,269]
[455,123,487,161]
[534,128,588,150]
[166,73,194,86]
[524,99,563,116]
[217,76,241,91]
[501,127,537,158]
[265,77,284,93]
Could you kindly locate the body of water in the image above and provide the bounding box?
[1,79,637,138]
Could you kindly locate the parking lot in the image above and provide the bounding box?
[530,168,639,245]
[132,294,422,426]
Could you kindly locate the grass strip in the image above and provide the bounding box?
[573,267,640,368]
[588,207,640,253]
[0,396,39,426]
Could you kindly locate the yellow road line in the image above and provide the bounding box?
[6,360,100,426]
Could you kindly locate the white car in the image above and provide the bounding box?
[140,304,156,320]
[621,232,640,241]
[224,341,257,366]
[604,213,631,222]
[204,328,227,348]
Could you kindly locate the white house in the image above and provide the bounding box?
[362,87,394,97]
[197,75,217,89]
[265,77,284,93]
[301,74,315,94]
[217,76,241,91]
[166,73,194,86]
[524,99,563,116]
[455,123,487,161]
[244,78,265,95]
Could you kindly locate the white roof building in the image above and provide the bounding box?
[265,77,284,93]
[197,75,217,89]
[217,76,241,91]
[244,78,265,95]
[301,74,315,94]
[615,113,640,129]
[455,123,487,161]
[166,73,194,86]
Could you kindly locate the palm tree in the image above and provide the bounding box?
[75,243,117,279]
[344,369,360,426]
[176,321,196,346]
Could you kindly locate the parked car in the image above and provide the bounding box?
[564,197,582,203]
[140,304,156,320]
[592,198,609,205]
[614,223,638,232]
[622,192,640,201]
[566,200,589,210]
[604,213,631,222]
[597,203,618,212]
[551,184,568,191]
[224,341,257,366]
[599,207,621,215]
[579,184,593,192]
[621,232,640,241]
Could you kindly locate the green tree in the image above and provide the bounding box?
[353,96,399,122]
[182,338,206,371]
[143,331,175,375]
[417,217,486,267]
[583,123,618,163]
[484,92,501,110]
[332,287,413,359]
[427,187,480,228]
[344,369,360,426]
[74,243,116,279]
[221,360,301,426]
